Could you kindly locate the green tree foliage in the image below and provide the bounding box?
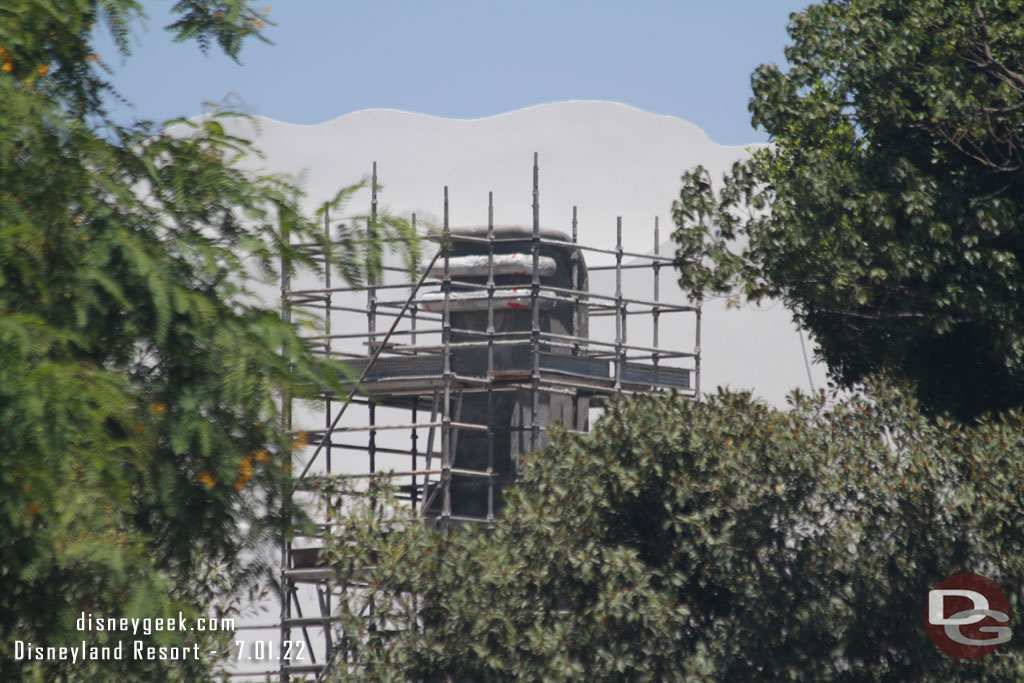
[325,387,1024,681]
[672,0,1024,419]
[0,2,415,679]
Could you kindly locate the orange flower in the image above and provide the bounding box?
[87,53,99,61]
[37,64,48,76]
[253,450,272,463]
[292,431,309,448]
[235,455,254,489]
[2,62,12,73]
[198,471,216,489]
[150,402,166,416]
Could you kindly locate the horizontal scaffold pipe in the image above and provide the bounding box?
[323,421,489,433]
[405,277,698,312]
[588,263,673,272]
[541,283,699,311]
[284,281,428,297]
[303,327,444,342]
[328,467,497,480]
[535,330,698,358]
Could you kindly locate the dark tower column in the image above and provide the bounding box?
[424,227,589,519]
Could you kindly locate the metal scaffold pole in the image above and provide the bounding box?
[653,216,660,369]
[486,192,496,521]
[614,217,623,393]
[441,186,452,523]
[321,204,333,664]
[368,164,378,477]
[530,153,541,454]
[279,207,292,683]
[411,212,419,511]
[570,206,580,430]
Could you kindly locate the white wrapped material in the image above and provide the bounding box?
[420,288,557,312]
[426,253,556,279]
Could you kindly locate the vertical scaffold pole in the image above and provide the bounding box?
[410,213,418,510]
[279,209,293,683]
[325,208,333,474]
[368,163,378,476]
[411,212,418,347]
[571,207,579,356]
[570,206,580,431]
[695,305,702,399]
[530,153,540,455]
[441,187,452,523]
[653,216,660,370]
[486,192,496,521]
[321,205,332,666]
[368,162,378,353]
[614,217,623,393]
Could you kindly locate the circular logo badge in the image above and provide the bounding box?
[926,573,1012,658]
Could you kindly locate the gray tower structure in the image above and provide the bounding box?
[424,225,589,518]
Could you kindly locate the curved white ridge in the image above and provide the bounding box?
[214,99,825,406]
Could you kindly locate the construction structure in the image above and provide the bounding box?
[269,156,700,679]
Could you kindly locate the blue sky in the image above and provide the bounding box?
[98,1,809,146]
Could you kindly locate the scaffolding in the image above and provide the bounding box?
[271,155,700,680]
